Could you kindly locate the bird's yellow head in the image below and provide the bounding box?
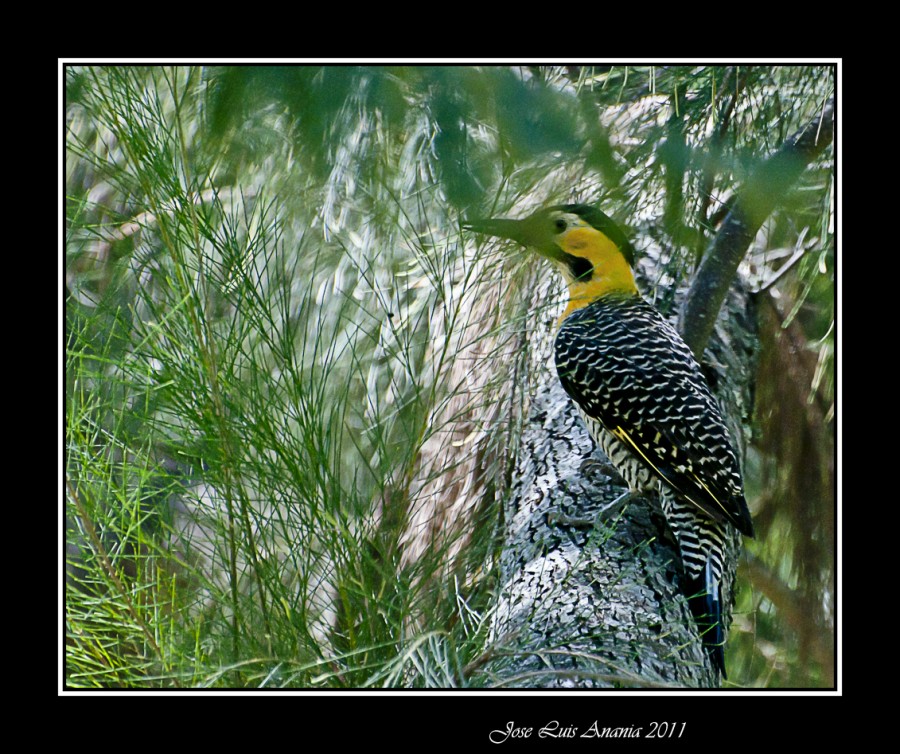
[466,204,638,318]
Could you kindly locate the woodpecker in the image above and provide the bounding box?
[466,204,754,678]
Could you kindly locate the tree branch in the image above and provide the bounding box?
[680,97,834,356]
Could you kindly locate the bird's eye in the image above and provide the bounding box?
[555,218,567,232]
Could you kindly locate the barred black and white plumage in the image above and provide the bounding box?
[555,295,753,542]
[555,295,754,675]
[466,203,755,678]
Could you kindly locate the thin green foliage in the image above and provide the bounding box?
[66,65,507,687]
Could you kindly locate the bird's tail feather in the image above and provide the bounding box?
[686,560,727,678]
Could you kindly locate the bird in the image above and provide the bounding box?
[465,203,754,678]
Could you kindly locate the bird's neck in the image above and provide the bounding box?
[558,265,639,322]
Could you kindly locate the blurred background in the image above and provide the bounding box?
[64,64,835,688]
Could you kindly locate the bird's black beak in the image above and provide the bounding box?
[463,217,530,246]
[465,212,562,262]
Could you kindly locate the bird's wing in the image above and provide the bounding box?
[555,306,753,536]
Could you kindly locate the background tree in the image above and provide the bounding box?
[64,64,835,688]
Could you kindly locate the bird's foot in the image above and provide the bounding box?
[579,457,621,481]
[547,489,642,529]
